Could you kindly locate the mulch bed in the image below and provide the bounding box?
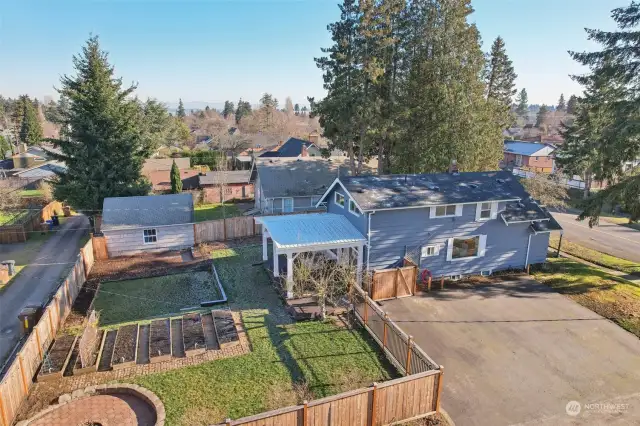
[182,313,206,357]
[149,319,171,363]
[112,324,138,369]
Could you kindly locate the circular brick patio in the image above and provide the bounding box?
[20,384,163,426]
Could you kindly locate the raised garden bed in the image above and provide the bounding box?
[111,324,138,370]
[182,313,206,357]
[98,330,117,371]
[149,319,171,363]
[73,330,105,376]
[212,310,239,349]
[37,335,77,381]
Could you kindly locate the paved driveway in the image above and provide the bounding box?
[553,212,640,263]
[379,277,640,426]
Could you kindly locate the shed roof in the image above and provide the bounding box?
[257,158,349,198]
[142,158,191,175]
[102,193,194,231]
[199,170,251,186]
[504,141,554,157]
[256,213,366,249]
[328,171,527,211]
[14,161,66,178]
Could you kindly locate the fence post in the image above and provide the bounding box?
[223,217,227,241]
[427,275,432,292]
[440,275,444,290]
[18,355,29,395]
[363,299,368,325]
[35,327,43,360]
[47,308,54,336]
[382,314,388,349]
[303,400,309,426]
[405,335,413,375]
[412,267,417,295]
[394,269,399,298]
[435,365,444,413]
[370,382,378,426]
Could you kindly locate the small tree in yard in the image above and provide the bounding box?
[294,253,356,320]
[170,159,182,193]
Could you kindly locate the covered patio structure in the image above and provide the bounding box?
[255,213,367,298]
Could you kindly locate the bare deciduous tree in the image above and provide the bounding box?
[519,174,569,209]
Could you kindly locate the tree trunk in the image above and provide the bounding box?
[583,172,592,199]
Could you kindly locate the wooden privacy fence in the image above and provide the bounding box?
[0,201,63,244]
[0,239,95,426]
[194,216,261,243]
[91,233,109,260]
[369,264,418,301]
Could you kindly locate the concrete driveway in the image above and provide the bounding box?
[553,212,640,263]
[379,277,640,426]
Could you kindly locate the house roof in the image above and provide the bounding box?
[142,158,191,175]
[148,169,200,191]
[259,137,319,158]
[500,200,550,223]
[530,214,563,233]
[13,161,66,178]
[199,170,251,186]
[256,213,366,249]
[504,141,554,157]
[257,158,349,198]
[102,193,194,231]
[323,171,529,211]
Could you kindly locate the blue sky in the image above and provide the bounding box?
[0,0,628,107]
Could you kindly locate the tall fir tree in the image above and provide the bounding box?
[19,96,43,146]
[176,98,186,118]
[557,93,566,111]
[50,36,155,213]
[483,36,517,110]
[567,94,578,114]
[535,105,548,127]
[294,103,300,115]
[222,100,235,119]
[235,99,252,124]
[170,159,182,193]
[567,2,640,224]
[515,88,529,118]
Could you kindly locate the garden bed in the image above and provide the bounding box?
[98,330,117,371]
[37,335,77,381]
[212,310,239,349]
[182,313,206,357]
[112,324,138,369]
[73,330,105,376]
[88,251,209,282]
[149,319,172,363]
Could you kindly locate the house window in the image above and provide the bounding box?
[143,229,157,244]
[421,245,439,258]
[447,235,487,261]
[434,204,457,217]
[335,192,345,207]
[348,199,361,216]
[515,154,523,166]
[282,198,294,213]
[479,202,492,220]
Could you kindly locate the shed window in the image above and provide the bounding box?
[348,199,361,216]
[421,245,439,258]
[143,229,157,244]
[435,205,457,217]
[282,198,294,213]
[335,192,345,207]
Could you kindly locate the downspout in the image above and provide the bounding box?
[525,231,532,269]
[366,211,375,272]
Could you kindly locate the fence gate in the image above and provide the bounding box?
[370,264,417,301]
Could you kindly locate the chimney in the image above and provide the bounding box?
[308,132,319,145]
[448,159,459,174]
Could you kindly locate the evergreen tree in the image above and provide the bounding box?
[222,100,235,119]
[19,97,43,146]
[176,98,186,118]
[285,97,294,115]
[535,105,548,127]
[515,88,529,117]
[557,93,566,111]
[170,159,182,193]
[235,99,252,124]
[50,36,155,212]
[567,94,578,114]
[567,2,640,224]
[484,36,517,109]
[294,103,300,115]
[0,135,10,159]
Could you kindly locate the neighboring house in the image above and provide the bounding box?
[254,158,348,214]
[13,161,66,180]
[141,158,191,175]
[101,193,195,257]
[317,170,562,278]
[148,169,200,193]
[198,170,253,203]
[259,137,321,158]
[503,140,555,173]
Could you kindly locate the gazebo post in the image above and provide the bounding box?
[356,244,364,285]
[286,252,294,299]
[273,244,279,277]
[262,230,269,261]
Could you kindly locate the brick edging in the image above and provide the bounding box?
[16,383,166,426]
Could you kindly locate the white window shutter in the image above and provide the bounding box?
[446,238,454,261]
[479,235,487,257]
[455,204,463,217]
[475,203,482,221]
[490,202,498,219]
[429,207,436,219]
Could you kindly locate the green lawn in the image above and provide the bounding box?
[550,235,640,274]
[194,203,242,222]
[93,271,222,326]
[534,257,640,338]
[0,210,30,225]
[19,189,44,197]
[132,246,395,426]
[600,215,640,231]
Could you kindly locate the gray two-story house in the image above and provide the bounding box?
[317,170,561,278]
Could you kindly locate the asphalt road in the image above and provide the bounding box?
[0,215,89,365]
[552,212,640,263]
[381,278,640,426]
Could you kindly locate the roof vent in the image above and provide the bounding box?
[496,178,505,184]
[468,183,478,189]
[357,188,365,193]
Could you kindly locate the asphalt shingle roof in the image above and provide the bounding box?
[198,170,251,185]
[259,137,320,158]
[102,193,194,231]
[257,159,349,198]
[500,200,550,222]
[142,158,190,174]
[340,171,529,211]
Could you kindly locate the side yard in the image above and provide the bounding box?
[194,203,242,222]
[131,245,396,426]
[549,235,640,274]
